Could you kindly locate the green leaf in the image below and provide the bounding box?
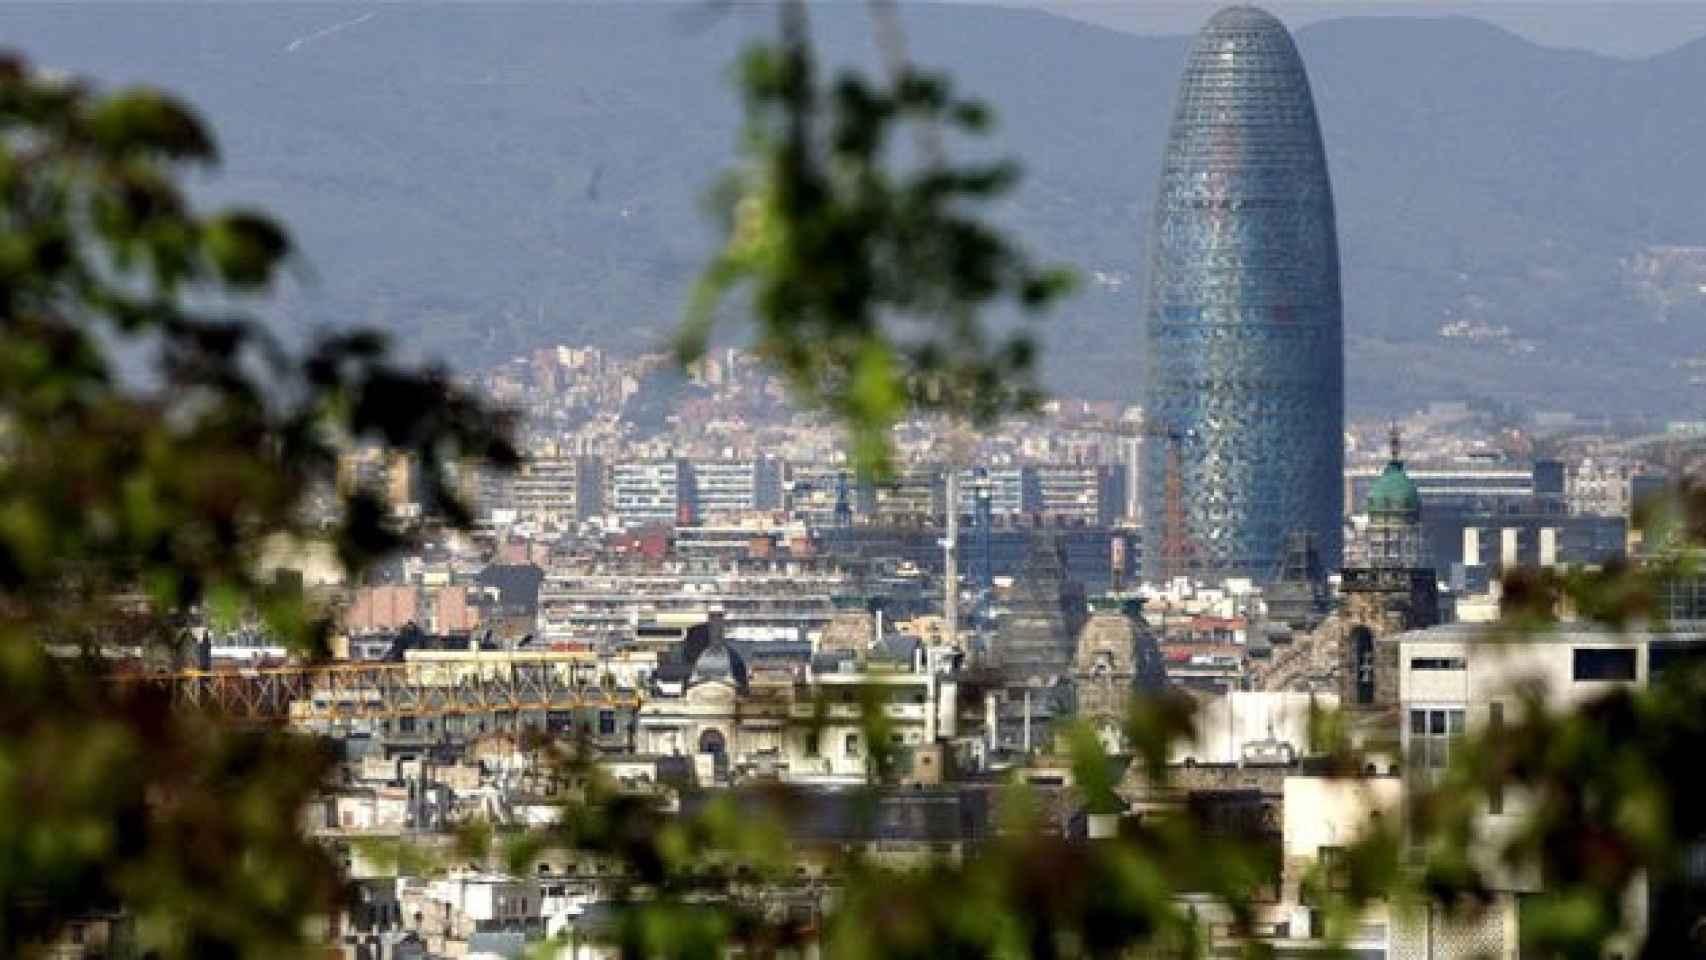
[84,89,215,161]
[203,212,289,287]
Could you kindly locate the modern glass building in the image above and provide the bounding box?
[1142,5,1344,582]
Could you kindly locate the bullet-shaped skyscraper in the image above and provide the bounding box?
[1142,5,1343,582]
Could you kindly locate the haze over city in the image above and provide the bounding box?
[1,3,1704,959]
[8,1,1706,418]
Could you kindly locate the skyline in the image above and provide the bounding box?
[1,3,1704,959]
[977,0,1706,58]
[3,2,1697,418]
[32,0,1706,59]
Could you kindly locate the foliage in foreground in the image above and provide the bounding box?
[681,0,1072,474]
[0,54,514,955]
[1390,484,1706,959]
[5,6,1706,957]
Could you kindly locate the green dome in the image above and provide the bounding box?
[1367,460,1421,518]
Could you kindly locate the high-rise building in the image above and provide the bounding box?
[1141,6,1344,581]
[785,464,855,526]
[506,454,604,526]
[609,460,694,528]
[1035,464,1127,528]
[1118,433,1143,524]
[953,467,1037,520]
[869,465,945,526]
[690,459,783,520]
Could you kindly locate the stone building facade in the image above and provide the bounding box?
[1335,433,1440,710]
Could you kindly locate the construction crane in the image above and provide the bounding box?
[1132,419,1200,586]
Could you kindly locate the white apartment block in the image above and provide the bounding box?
[608,460,691,527]
[690,458,783,520]
[505,454,603,526]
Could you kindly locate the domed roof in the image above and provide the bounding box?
[1074,611,1138,675]
[689,639,748,692]
[1367,460,1420,517]
[1367,428,1420,519]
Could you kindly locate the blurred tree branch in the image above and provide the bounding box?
[680,0,1073,475]
[0,53,515,955]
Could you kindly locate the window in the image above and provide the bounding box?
[1407,708,1465,772]
[845,733,860,757]
[1650,642,1706,679]
[1351,627,1376,705]
[1573,648,1636,681]
[804,731,819,757]
[598,710,616,736]
[1409,657,1466,671]
[697,729,726,755]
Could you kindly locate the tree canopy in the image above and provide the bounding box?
[0,52,513,955]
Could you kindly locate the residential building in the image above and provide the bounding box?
[507,454,604,526]
[689,458,783,520]
[608,460,693,528]
[954,466,1038,519]
[1035,464,1126,527]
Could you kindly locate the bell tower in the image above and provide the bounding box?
[1338,427,1439,708]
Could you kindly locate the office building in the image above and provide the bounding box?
[784,464,856,527]
[1141,6,1344,581]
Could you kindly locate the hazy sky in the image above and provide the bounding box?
[954,2,1706,57]
[50,1,1706,59]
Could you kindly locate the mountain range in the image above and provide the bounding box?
[5,2,1706,420]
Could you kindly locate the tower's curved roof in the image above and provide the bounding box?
[1153,4,1334,309]
[1202,6,1288,37]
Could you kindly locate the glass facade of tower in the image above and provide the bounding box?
[1142,6,1344,582]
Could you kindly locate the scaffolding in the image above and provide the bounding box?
[110,660,640,724]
